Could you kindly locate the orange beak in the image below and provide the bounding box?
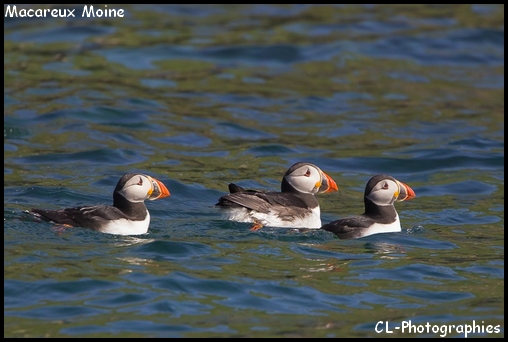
[147,176,171,200]
[396,181,416,201]
[318,171,339,193]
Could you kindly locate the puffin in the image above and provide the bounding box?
[321,174,416,239]
[215,162,339,230]
[27,173,170,235]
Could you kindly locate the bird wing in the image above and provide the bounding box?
[321,215,375,240]
[30,205,124,229]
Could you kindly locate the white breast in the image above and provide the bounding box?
[361,214,402,238]
[221,207,322,229]
[98,213,151,235]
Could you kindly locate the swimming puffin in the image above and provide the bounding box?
[28,173,170,235]
[215,162,338,230]
[321,174,416,239]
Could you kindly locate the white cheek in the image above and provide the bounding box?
[118,186,148,202]
[367,191,394,206]
[287,176,317,193]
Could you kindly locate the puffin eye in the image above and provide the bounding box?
[137,177,143,186]
[304,169,311,177]
[382,182,389,190]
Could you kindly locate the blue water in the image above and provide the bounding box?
[4,4,504,338]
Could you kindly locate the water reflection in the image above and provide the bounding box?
[113,236,155,248]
